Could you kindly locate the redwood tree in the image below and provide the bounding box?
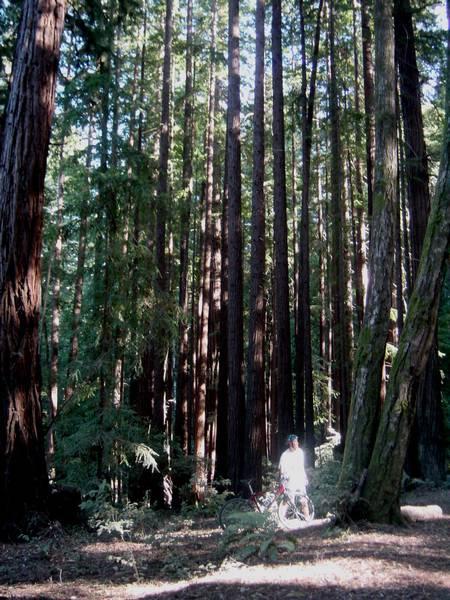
[340,0,398,489]
[0,0,66,534]
[272,0,293,453]
[244,0,266,488]
[227,0,245,491]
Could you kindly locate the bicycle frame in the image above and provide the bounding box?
[246,480,286,513]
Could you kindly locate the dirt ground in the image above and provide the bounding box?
[1,487,449,600]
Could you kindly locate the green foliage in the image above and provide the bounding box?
[310,434,342,517]
[53,397,158,493]
[219,513,297,562]
[81,481,159,538]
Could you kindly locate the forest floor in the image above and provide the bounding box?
[1,486,449,600]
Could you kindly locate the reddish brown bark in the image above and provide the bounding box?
[0,0,66,533]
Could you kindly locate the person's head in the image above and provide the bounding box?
[287,434,299,449]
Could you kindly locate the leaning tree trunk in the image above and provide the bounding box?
[0,0,66,535]
[394,0,446,483]
[339,0,397,490]
[363,46,449,518]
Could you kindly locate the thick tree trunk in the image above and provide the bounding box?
[339,0,397,490]
[226,0,245,492]
[394,0,445,483]
[363,77,450,518]
[227,0,245,490]
[272,0,293,452]
[244,0,266,489]
[0,0,66,534]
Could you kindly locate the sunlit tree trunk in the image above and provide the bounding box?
[328,0,352,444]
[363,49,449,516]
[194,0,218,499]
[272,0,293,454]
[339,0,397,490]
[0,0,66,534]
[394,0,446,483]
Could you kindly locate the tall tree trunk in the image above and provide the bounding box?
[244,0,266,489]
[47,141,65,472]
[227,0,245,491]
[339,0,397,490]
[154,0,174,433]
[63,119,92,406]
[215,149,229,480]
[272,0,293,454]
[328,0,352,444]
[297,0,324,467]
[206,126,223,484]
[363,41,450,516]
[0,0,66,534]
[175,0,194,455]
[351,0,366,335]
[360,0,375,231]
[194,0,218,499]
[394,0,445,483]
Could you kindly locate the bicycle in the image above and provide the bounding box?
[218,479,314,530]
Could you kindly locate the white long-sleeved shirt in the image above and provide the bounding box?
[279,447,308,493]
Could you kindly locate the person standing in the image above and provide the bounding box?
[279,434,308,494]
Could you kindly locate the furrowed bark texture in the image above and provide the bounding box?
[0,0,66,531]
[363,78,449,519]
[226,0,245,491]
[339,0,397,490]
[272,0,293,452]
[194,0,217,499]
[395,0,445,483]
[245,0,266,488]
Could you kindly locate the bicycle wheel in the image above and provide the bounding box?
[218,497,254,529]
[277,495,314,529]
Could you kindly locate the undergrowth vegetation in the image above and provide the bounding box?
[77,433,344,569]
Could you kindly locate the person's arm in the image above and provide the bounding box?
[279,452,288,482]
